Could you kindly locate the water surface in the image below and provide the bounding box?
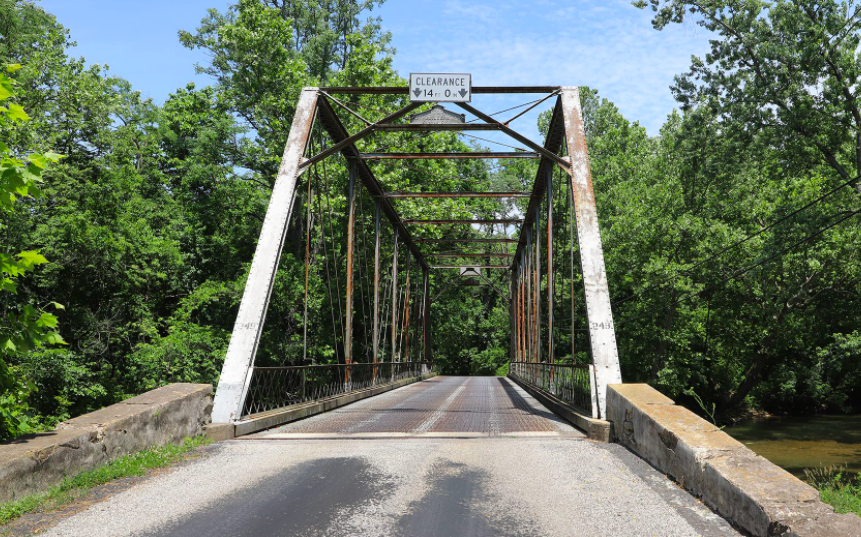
[726,415,861,478]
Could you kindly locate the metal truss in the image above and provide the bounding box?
[212,86,622,423]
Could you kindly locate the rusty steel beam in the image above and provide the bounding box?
[319,86,562,94]
[391,228,399,365]
[546,166,554,364]
[518,251,525,362]
[373,124,502,132]
[415,238,518,244]
[373,201,381,363]
[422,267,430,363]
[345,163,357,370]
[510,272,517,362]
[315,96,428,271]
[361,152,539,160]
[404,219,522,225]
[303,100,423,168]
[525,230,533,362]
[534,218,541,364]
[383,191,530,199]
[402,255,411,361]
[319,90,372,126]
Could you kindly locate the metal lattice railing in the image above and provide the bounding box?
[241,361,431,417]
[508,362,594,416]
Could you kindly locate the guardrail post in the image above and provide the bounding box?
[345,161,356,387]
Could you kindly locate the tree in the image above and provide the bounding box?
[0,62,63,439]
[635,0,861,196]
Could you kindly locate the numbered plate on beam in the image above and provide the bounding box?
[410,73,471,102]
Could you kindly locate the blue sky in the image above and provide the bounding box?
[39,0,712,138]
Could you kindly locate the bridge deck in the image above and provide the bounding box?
[39,377,741,537]
[257,375,577,436]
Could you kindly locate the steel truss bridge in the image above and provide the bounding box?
[36,86,753,537]
[211,85,622,425]
[30,86,841,537]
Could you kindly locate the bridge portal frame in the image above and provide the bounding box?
[211,85,621,424]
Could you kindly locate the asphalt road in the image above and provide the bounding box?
[41,377,741,537]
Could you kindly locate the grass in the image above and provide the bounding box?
[819,484,861,516]
[804,465,861,517]
[0,436,211,526]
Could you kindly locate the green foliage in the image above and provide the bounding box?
[804,466,861,516]
[0,0,858,440]
[0,436,211,525]
[0,58,64,439]
[608,0,861,416]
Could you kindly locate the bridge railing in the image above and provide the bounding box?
[240,361,431,417]
[508,362,593,416]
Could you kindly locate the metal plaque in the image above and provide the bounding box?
[459,267,481,277]
[410,73,472,102]
[409,105,465,124]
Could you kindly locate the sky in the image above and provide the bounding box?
[39,0,713,138]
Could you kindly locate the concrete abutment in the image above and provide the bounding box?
[606,383,861,537]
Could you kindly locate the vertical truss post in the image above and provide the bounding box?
[560,87,622,419]
[569,180,577,364]
[402,255,411,361]
[391,228,399,371]
[344,161,357,383]
[513,270,519,361]
[212,87,318,423]
[514,266,520,361]
[525,229,533,363]
[422,267,431,364]
[522,261,527,362]
[546,166,554,365]
[519,266,525,362]
[508,272,517,362]
[372,201,381,377]
[534,217,541,364]
[302,163,312,365]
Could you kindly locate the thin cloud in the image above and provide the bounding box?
[383,0,713,135]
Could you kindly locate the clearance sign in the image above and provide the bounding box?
[409,73,472,102]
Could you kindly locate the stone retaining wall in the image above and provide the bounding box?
[0,383,212,503]
[606,384,861,537]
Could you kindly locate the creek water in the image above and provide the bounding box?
[726,414,861,478]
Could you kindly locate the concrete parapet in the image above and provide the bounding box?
[203,422,235,442]
[606,383,861,537]
[0,383,212,503]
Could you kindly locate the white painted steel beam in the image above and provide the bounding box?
[211,88,319,423]
[560,87,622,419]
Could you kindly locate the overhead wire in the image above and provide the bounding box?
[461,132,527,152]
[465,95,550,124]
